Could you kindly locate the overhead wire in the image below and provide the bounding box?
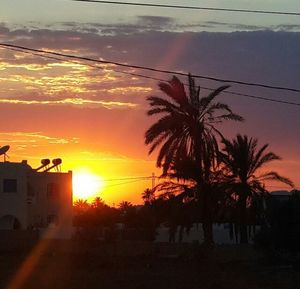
[103,176,152,182]
[104,178,151,188]
[72,0,300,16]
[1,43,300,94]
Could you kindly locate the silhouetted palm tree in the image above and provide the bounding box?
[118,201,133,213]
[118,201,138,229]
[221,134,294,243]
[141,188,156,205]
[73,199,91,235]
[145,75,243,246]
[74,199,90,214]
[160,158,232,243]
[92,197,106,209]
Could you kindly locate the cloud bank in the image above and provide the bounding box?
[0,23,299,187]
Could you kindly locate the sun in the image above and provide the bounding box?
[72,170,105,201]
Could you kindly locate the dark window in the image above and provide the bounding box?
[3,179,17,193]
[47,183,59,200]
[47,214,59,226]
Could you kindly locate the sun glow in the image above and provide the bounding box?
[72,170,105,201]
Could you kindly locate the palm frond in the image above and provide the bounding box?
[252,152,281,173]
[257,171,294,187]
[158,76,188,106]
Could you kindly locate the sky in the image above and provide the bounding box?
[0,0,300,204]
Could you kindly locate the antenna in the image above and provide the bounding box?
[152,172,155,189]
[0,145,10,162]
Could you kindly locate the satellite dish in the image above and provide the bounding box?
[43,158,62,172]
[35,158,50,171]
[52,158,62,166]
[41,159,50,166]
[0,145,10,162]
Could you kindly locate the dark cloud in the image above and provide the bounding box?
[136,16,174,27]
[203,21,264,31]
[1,24,299,88]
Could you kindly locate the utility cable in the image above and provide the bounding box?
[104,178,151,188]
[103,176,152,182]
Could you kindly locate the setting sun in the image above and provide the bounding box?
[72,170,105,201]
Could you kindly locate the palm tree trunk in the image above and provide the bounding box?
[202,221,214,246]
[202,189,214,247]
[239,194,248,244]
[178,225,184,242]
[240,225,248,243]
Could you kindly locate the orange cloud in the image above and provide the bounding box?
[0,98,138,109]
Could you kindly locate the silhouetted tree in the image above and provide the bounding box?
[145,75,243,246]
[255,190,300,264]
[91,197,106,209]
[74,199,89,214]
[118,201,138,229]
[73,199,91,229]
[158,161,232,243]
[221,134,294,243]
[118,201,133,214]
[141,188,156,205]
[73,198,118,240]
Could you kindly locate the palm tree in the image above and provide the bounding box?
[74,199,90,214]
[141,188,156,205]
[221,134,294,243]
[118,201,133,213]
[145,75,243,246]
[73,199,91,234]
[91,197,106,209]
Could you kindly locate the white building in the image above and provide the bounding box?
[0,159,73,239]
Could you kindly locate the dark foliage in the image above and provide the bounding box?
[255,191,300,260]
[221,134,293,243]
[145,74,243,246]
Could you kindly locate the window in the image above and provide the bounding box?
[3,179,17,193]
[47,214,59,226]
[47,182,59,200]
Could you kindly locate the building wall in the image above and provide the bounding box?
[0,161,30,229]
[0,161,73,239]
[27,171,73,239]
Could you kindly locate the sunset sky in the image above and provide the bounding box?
[0,0,299,204]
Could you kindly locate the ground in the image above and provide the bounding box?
[0,241,299,289]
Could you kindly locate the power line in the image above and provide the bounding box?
[218,89,300,107]
[1,43,300,94]
[1,45,300,107]
[72,0,300,16]
[104,178,151,188]
[2,45,163,81]
[103,176,152,182]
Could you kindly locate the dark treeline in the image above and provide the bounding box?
[73,187,300,255]
[73,197,157,242]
